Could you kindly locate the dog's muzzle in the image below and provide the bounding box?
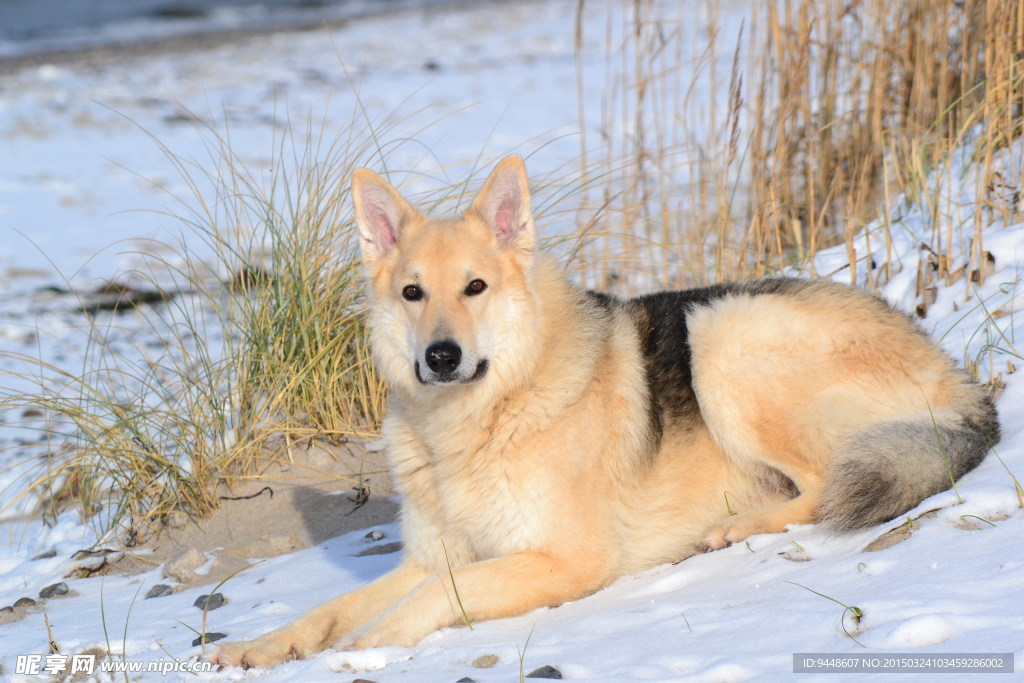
[415,340,489,385]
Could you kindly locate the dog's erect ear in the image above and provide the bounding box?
[470,155,534,252]
[351,168,417,263]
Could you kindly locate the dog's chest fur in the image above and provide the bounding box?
[386,394,569,564]
[392,434,559,564]
[440,446,555,557]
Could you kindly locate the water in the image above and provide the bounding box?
[0,0,449,58]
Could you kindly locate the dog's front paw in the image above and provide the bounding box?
[208,636,309,669]
[336,617,419,651]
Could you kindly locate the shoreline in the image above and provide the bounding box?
[0,0,516,72]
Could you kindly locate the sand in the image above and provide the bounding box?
[102,438,395,593]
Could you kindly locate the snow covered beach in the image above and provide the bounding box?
[2,0,1023,680]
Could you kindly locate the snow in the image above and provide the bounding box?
[1,0,1022,681]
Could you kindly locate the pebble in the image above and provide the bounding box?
[13,597,36,608]
[355,542,402,557]
[192,632,227,647]
[164,548,206,584]
[526,665,563,679]
[1,606,13,613]
[194,593,226,610]
[31,549,57,560]
[39,582,69,599]
[472,654,499,668]
[364,530,385,542]
[146,584,174,599]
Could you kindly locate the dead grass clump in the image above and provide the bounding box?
[0,109,407,539]
[571,0,1024,290]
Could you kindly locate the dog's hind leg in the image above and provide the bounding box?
[686,291,839,549]
[700,468,823,550]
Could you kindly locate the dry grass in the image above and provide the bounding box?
[157,112,389,446]
[0,291,227,537]
[569,0,1024,292]
[0,108,413,538]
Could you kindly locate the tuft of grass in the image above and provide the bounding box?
[0,329,225,539]
[924,398,963,505]
[100,578,144,683]
[959,514,996,527]
[516,625,536,683]
[723,491,736,516]
[44,613,59,654]
[992,451,1024,509]
[784,580,865,647]
[441,539,473,631]
[145,107,393,449]
[194,561,263,655]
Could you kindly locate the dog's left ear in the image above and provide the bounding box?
[470,155,534,252]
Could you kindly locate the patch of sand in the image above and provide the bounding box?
[116,437,398,591]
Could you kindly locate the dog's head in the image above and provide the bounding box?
[351,155,538,393]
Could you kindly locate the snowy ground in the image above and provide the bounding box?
[1,0,1022,681]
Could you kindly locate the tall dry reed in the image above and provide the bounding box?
[570,0,1024,292]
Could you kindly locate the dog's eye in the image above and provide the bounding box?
[465,279,487,296]
[402,284,423,301]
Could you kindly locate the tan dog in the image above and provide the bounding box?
[213,155,999,668]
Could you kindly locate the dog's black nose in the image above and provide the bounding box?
[425,340,462,374]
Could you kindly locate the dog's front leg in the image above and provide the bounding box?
[338,550,604,649]
[211,562,428,668]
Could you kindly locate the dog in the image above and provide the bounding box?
[213,155,999,667]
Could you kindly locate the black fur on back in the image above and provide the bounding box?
[617,278,810,441]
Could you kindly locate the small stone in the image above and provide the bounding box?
[355,542,402,557]
[1,606,13,613]
[235,533,299,557]
[192,632,227,647]
[31,549,57,560]
[352,679,378,683]
[472,654,499,669]
[163,513,187,530]
[456,678,476,683]
[526,665,563,679]
[164,548,206,584]
[364,530,385,542]
[194,593,225,610]
[13,597,36,608]
[39,582,69,599]
[146,584,173,599]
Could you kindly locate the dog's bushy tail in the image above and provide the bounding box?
[819,396,1000,529]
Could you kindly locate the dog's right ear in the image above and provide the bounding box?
[351,168,416,263]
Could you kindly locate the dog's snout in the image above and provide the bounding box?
[425,340,462,374]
